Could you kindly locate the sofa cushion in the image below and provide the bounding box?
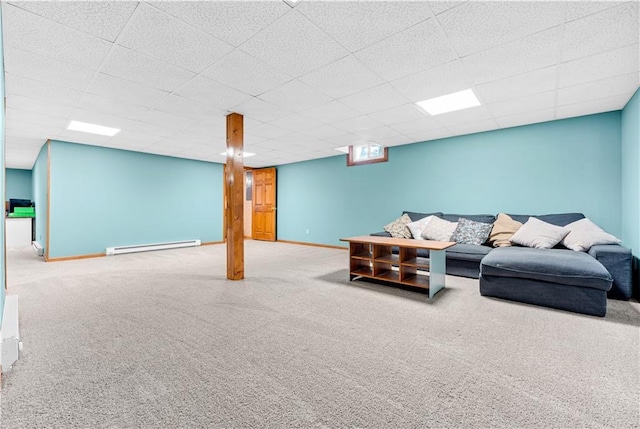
[562,218,621,252]
[446,244,492,262]
[480,247,612,291]
[451,218,493,245]
[510,218,569,249]
[489,213,523,247]
[508,213,585,227]
[422,216,457,241]
[406,215,434,240]
[403,211,443,222]
[383,213,412,238]
[442,213,496,224]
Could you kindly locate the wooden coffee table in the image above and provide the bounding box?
[340,236,455,299]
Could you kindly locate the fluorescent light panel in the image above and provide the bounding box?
[415,89,481,116]
[67,120,120,136]
[219,151,256,158]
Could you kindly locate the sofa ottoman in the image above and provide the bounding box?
[479,247,613,317]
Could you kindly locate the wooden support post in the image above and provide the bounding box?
[226,113,244,280]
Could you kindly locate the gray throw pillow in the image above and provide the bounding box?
[451,218,493,245]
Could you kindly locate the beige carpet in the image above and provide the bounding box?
[1,241,639,428]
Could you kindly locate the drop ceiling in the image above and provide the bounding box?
[2,0,638,169]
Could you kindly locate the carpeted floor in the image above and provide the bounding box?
[1,241,639,428]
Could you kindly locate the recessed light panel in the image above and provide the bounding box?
[67,120,120,136]
[415,89,481,116]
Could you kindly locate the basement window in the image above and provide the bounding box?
[346,143,388,166]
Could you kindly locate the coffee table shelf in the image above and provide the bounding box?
[340,236,455,299]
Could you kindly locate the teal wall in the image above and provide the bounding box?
[278,112,623,247]
[621,88,640,259]
[32,143,48,251]
[48,141,224,258]
[0,6,5,325]
[6,168,33,201]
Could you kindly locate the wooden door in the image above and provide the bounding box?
[252,168,276,241]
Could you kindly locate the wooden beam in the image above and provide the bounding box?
[225,113,244,280]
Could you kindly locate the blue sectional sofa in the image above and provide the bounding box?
[372,211,633,317]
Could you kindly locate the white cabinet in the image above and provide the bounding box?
[6,218,33,248]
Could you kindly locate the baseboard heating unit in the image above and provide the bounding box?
[106,239,201,256]
[32,240,44,256]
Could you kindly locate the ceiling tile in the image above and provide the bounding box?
[338,83,410,115]
[6,94,76,118]
[389,116,444,135]
[6,122,63,140]
[174,76,253,110]
[556,94,631,119]
[86,74,169,109]
[331,115,382,133]
[3,4,112,70]
[487,91,556,118]
[245,122,290,140]
[438,1,564,56]
[5,73,84,107]
[405,128,454,143]
[562,2,639,62]
[462,27,562,85]
[391,60,474,102]
[239,10,349,77]
[268,113,323,133]
[558,72,639,106]
[299,100,361,124]
[258,79,332,112]
[354,19,457,81]
[231,97,294,123]
[153,94,226,123]
[299,125,345,140]
[101,45,196,92]
[297,1,433,52]
[4,47,95,91]
[432,106,494,128]
[351,126,403,141]
[367,104,429,127]
[429,1,465,15]
[495,108,556,129]
[138,110,201,133]
[7,1,138,42]
[565,1,629,22]
[69,108,139,132]
[446,118,500,136]
[76,93,150,121]
[201,50,293,96]
[299,55,385,99]
[476,66,558,104]
[374,134,413,147]
[559,44,639,87]
[6,107,69,128]
[149,1,290,47]
[117,3,234,73]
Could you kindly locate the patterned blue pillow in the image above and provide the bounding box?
[451,217,493,245]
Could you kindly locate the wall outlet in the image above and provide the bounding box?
[305,229,309,235]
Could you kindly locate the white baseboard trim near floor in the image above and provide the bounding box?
[106,239,201,256]
[1,295,22,373]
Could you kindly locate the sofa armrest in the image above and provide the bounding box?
[588,245,632,300]
[370,231,392,237]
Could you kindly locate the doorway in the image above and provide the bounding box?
[251,167,276,241]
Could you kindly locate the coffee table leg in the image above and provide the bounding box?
[429,250,446,299]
